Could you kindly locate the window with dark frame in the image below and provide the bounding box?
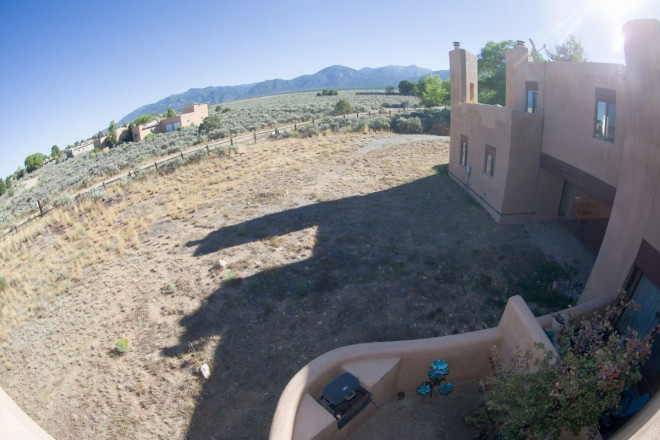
[484,145,496,177]
[525,81,538,114]
[460,135,468,167]
[594,87,616,142]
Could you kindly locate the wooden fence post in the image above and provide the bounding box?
[253,132,257,144]
[389,110,392,116]
[294,123,297,132]
[180,152,184,160]
[155,162,158,170]
[312,118,315,124]
[343,114,346,120]
[37,200,43,214]
[206,145,210,155]
[231,137,234,146]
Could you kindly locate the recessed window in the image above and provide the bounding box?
[594,88,616,142]
[484,145,496,178]
[526,81,538,114]
[460,135,468,167]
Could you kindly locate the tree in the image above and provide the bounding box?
[478,40,516,105]
[544,35,588,62]
[333,99,353,115]
[413,74,450,108]
[133,114,154,126]
[107,121,118,146]
[0,178,5,196]
[24,153,46,173]
[385,85,395,95]
[398,80,414,95]
[198,115,223,134]
[166,108,175,118]
[51,145,60,158]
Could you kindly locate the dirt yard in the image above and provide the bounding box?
[0,133,587,439]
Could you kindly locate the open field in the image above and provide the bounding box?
[0,90,421,224]
[0,132,586,439]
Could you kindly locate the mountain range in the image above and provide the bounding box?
[119,65,449,125]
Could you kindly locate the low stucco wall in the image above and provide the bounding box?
[0,387,53,440]
[269,295,553,440]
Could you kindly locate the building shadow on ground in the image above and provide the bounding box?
[162,165,483,439]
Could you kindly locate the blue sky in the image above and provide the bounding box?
[0,0,658,179]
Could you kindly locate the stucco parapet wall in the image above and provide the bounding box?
[269,295,552,440]
[0,387,54,440]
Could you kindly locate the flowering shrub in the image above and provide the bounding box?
[467,296,658,439]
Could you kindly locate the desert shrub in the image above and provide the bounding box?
[208,128,230,140]
[54,193,74,208]
[392,108,450,133]
[392,116,423,134]
[115,338,129,354]
[89,187,108,202]
[369,117,391,132]
[333,99,353,115]
[0,276,6,291]
[297,124,319,138]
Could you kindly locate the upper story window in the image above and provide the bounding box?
[460,135,469,167]
[484,145,496,178]
[526,81,538,114]
[594,88,616,143]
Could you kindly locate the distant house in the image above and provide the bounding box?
[131,103,208,142]
[65,140,95,158]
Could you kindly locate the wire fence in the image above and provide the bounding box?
[0,107,418,238]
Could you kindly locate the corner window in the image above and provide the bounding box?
[526,81,538,114]
[594,88,616,142]
[460,135,468,167]
[484,145,496,178]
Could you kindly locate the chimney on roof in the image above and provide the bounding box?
[516,40,525,47]
[453,41,461,50]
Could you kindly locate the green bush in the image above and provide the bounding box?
[333,99,353,115]
[369,117,391,132]
[115,338,129,354]
[392,116,423,134]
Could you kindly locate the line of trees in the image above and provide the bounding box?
[397,75,450,108]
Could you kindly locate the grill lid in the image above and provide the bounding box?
[322,372,360,406]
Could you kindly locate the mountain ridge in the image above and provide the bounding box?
[118,65,449,125]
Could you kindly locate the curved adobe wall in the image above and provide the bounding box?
[269,295,554,440]
[0,387,54,440]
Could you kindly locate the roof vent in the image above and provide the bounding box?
[453,41,461,50]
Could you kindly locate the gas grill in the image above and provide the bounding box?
[317,372,372,429]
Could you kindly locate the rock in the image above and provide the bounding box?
[218,259,227,267]
[200,363,211,379]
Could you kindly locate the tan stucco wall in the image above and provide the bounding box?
[270,295,555,440]
[0,387,53,440]
[500,111,543,221]
[581,20,660,303]
[540,61,625,189]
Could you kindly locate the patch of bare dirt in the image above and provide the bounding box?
[0,133,584,439]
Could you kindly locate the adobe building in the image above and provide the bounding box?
[131,103,208,141]
[448,20,660,308]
